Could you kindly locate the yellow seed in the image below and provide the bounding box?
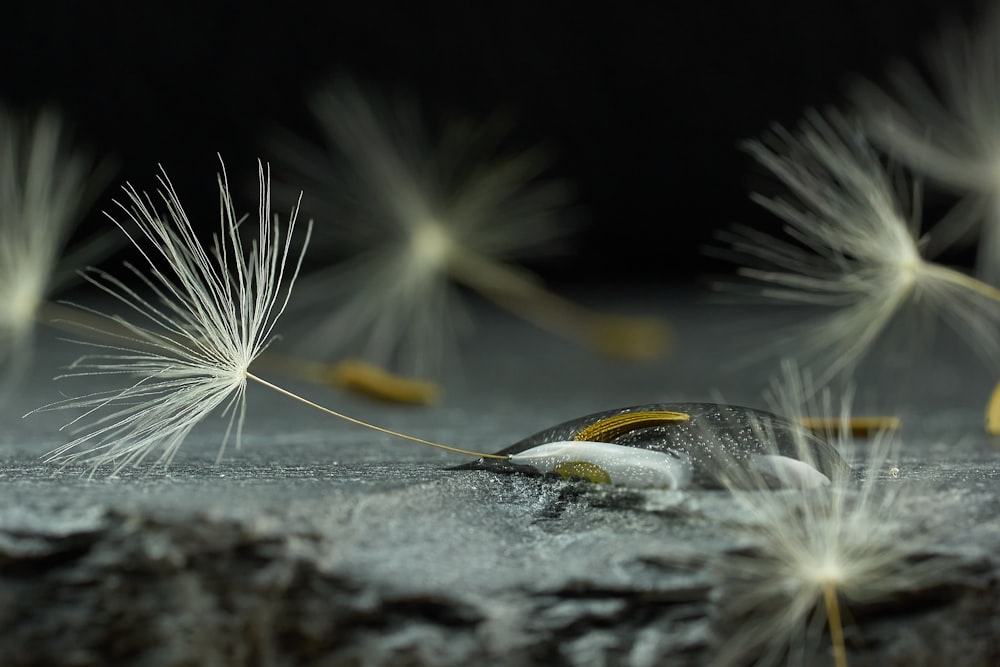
[575,410,690,443]
[587,315,673,361]
[325,360,442,405]
[798,416,901,438]
[554,461,613,484]
[986,380,1000,435]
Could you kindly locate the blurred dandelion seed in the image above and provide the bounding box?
[985,380,1000,435]
[797,415,901,438]
[250,353,442,405]
[709,362,950,667]
[715,110,1000,384]
[853,4,1000,282]
[31,159,504,475]
[274,79,670,377]
[0,107,113,379]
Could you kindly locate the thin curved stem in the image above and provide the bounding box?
[245,371,508,459]
[822,581,848,667]
[448,249,670,361]
[923,262,1000,303]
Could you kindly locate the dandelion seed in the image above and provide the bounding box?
[274,79,669,377]
[31,159,503,476]
[853,4,1000,281]
[708,363,951,667]
[250,353,442,405]
[716,109,1000,384]
[0,107,112,379]
[985,381,1000,435]
[797,415,901,438]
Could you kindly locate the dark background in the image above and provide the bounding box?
[0,0,978,284]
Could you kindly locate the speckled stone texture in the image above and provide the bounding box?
[2,290,998,666]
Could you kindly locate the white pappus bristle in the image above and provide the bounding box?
[853,3,1000,282]
[31,159,311,475]
[717,109,1000,384]
[273,78,572,376]
[0,107,111,378]
[707,362,951,667]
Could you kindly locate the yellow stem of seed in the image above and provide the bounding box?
[821,581,848,667]
[448,250,671,361]
[798,416,901,438]
[252,353,442,405]
[923,263,1000,304]
[986,380,1000,435]
[245,371,508,459]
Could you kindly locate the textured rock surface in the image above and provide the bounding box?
[2,292,999,666]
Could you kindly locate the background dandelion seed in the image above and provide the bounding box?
[854,3,1000,283]
[708,363,956,667]
[272,79,669,377]
[272,80,572,376]
[715,110,1000,385]
[0,107,113,383]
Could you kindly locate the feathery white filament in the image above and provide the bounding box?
[709,362,947,667]
[35,159,311,474]
[0,108,107,372]
[274,79,569,375]
[854,4,1000,281]
[719,110,1000,383]
[712,439,929,666]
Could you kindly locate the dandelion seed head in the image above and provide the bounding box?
[811,559,843,585]
[407,218,454,276]
[0,107,109,371]
[1,272,44,334]
[855,6,1000,193]
[708,362,950,666]
[718,110,1000,382]
[274,79,571,376]
[32,158,310,475]
[853,4,1000,279]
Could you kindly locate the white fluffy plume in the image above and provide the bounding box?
[0,107,111,375]
[708,362,951,667]
[35,160,311,474]
[854,4,1000,282]
[274,80,572,375]
[717,110,1000,384]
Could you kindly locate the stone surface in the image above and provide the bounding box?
[1,290,999,666]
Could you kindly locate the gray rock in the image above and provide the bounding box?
[2,292,998,666]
